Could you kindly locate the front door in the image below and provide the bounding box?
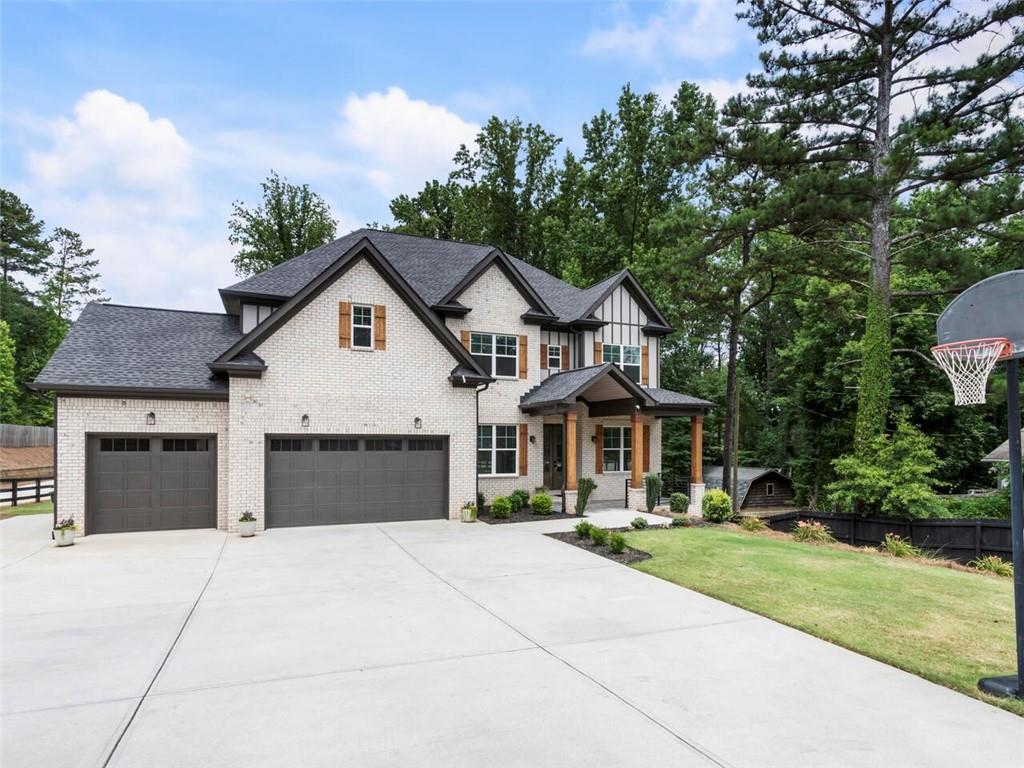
[543,424,564,491]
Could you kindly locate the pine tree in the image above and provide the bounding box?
[737,0,1024,452]
[0,320,18,423]
[41,228,105,322]
[0,189,50,294]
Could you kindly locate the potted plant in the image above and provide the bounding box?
[461,501,478,523]
[238,511,257,537]
[54,517,76,547]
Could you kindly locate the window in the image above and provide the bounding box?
[766,482,775,497]
[352,304,373,349]
[270,439,313,452]
[162,439,209,452]
[547,344,562,371]
[471,332,518,378]
[366,438,403,451]
[477,425,517,475]
[602,426,632,472]
[409,438,444,451]
[241,304,275,333]
[319,439,359,451]
[100,438,150,452]
[603,344,641,383]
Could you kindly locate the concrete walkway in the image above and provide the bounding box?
[1,511,1020,767]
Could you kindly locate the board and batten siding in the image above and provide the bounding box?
[580,284,659,387]
[540,331,575,377]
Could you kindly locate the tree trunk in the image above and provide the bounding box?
[722,231,752,496]
[854,3,895,454]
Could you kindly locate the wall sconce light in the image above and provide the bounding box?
[529,434,536,444]
[146,412,156,426]
[301,414,310,428]
[591,435,596,443]
[414,417,422,430]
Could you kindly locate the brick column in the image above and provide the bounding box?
[631,410,643,489]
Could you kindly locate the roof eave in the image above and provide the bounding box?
[31,382,229,401]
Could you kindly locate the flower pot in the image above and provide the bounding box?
[461,507,477,523]
[239,520,257,537]
[54,528,75,547]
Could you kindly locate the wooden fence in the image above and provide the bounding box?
[0,476,54,507]
[766,510,1012,564]
[0,424,54,448]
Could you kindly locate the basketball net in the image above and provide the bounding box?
[930,337,1011,406]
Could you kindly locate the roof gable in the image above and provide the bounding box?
[439,249,555,318]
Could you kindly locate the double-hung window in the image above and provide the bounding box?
[478,424,517,475]
[352,304,373,349]
[547,344,562,371]
[471,332,518,378]
[603,344,641,383]
[602,426,632,472]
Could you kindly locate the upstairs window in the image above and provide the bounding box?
[471,332,518,378]
[603,344,641,383]
[352,304,373,349]
[602,426,632,472]
[547,344,562,371]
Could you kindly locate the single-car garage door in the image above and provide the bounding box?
[266,435,447,527]
[87,435,217,533]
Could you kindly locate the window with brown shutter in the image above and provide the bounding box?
[561,344,570,370]
[641,346,650,385]
[540,343,548,369]
[338,302,351,348]
[518,423,528,476]
[594,341,602,365]
[519,335,528,379]
[594,425,603,474]
[374,305,387,350]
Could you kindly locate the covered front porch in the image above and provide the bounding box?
[520,364,712,513]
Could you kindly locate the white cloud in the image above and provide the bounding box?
[583,0,744,64]
[336,86,479,196]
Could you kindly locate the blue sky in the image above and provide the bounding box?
[2,1,759,311]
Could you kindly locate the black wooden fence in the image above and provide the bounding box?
[623,475,691,507]
[766,510,1012,564]
[0,477,54,507]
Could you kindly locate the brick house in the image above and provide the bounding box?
[34,230,712,535]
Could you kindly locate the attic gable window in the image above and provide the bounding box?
[352,304,373,349]
[603,344,641,383]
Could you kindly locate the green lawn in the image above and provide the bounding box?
[624,526,1023,717]
[1,499,53,517]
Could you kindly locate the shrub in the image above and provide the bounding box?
[939,491,1010,520]
[509,489,530,512]
[239,510,256,523]
[880,533,920,558]
[589,526,609,546]
[576,477,596,516]
[739,516,767,532]
[702,489,733,523]
[574,520,593,539]
[477,491,486,511]
[970,555,1013,578]
[530,492,553,515]
[644,473,663,514]
[54,517,76,531]
[792,520,835,544]
[630,516,649,530]
[491,496,512,519]
[609,532,626,554]
[669,492,689,514]
[671,516,690,528]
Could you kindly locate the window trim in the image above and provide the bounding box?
[352,303,374,350]
[477,424,519,477]
[601,425,632,473]
[547,344,562,371]
[471,332,519,380]
[602,343,642,384]
[766,482,775,497]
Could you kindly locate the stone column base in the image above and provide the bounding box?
[627,485,646,512]
[689,483,706,515]
[563,490,578,515]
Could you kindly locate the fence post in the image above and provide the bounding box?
[34,477,41,503]
[975,520,982,559]
[10,479,17,507]
[849,516,856,546]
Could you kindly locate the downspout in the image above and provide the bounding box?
[52,397,58,538]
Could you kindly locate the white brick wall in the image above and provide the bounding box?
[55,397,229,533]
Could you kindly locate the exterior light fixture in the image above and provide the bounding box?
[414,417,423,430]
[529,434,536,444]
[301,414,310,428]
[146,412,156,426]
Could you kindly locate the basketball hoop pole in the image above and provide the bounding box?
[979,357,1024,699]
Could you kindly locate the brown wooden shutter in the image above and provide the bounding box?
[461,329,471,351]
[540,343,548,370]
[519,335,528,379]
[643,424,651,472]
[561,344,570,370]
[641,346,650,385]
[594,425,603,474]
[518,423,528,476]
[594,341,602,365]
[374,305,387,351]
[339,302,351,348]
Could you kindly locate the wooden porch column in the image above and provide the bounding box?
[631,410,643,489]
[690,415,704,485]
[564,410,577,491]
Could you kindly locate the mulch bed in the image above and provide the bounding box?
[477,508,579,525]
[546,529,652,565]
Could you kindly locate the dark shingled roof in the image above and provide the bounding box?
[519,365,618,407]
[646,388,715,408]
[35,303,241,394]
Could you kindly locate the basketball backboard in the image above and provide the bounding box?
[935,270,1024,360]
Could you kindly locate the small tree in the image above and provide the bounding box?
[0,320,18,422]
[41,228,105,322]
[575,477,596,516]
[644,473,663,514]
[828,416,942,518]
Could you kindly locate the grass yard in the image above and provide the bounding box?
[0,499,53,518]
[624,525,1023,717]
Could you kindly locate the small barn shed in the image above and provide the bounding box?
[703,465,796,512]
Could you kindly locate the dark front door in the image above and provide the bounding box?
[543,424,564,491]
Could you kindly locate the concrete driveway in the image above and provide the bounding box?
[2,511,1021,767]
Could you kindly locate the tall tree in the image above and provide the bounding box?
[738,0,1024,452]
[41,228,105,323]
[228,171,337,277]
[0,320,18,422]
[0,189,49,294]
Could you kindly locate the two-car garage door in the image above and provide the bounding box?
[266,435,448,527]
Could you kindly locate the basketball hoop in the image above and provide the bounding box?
[930,337,1011,406]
